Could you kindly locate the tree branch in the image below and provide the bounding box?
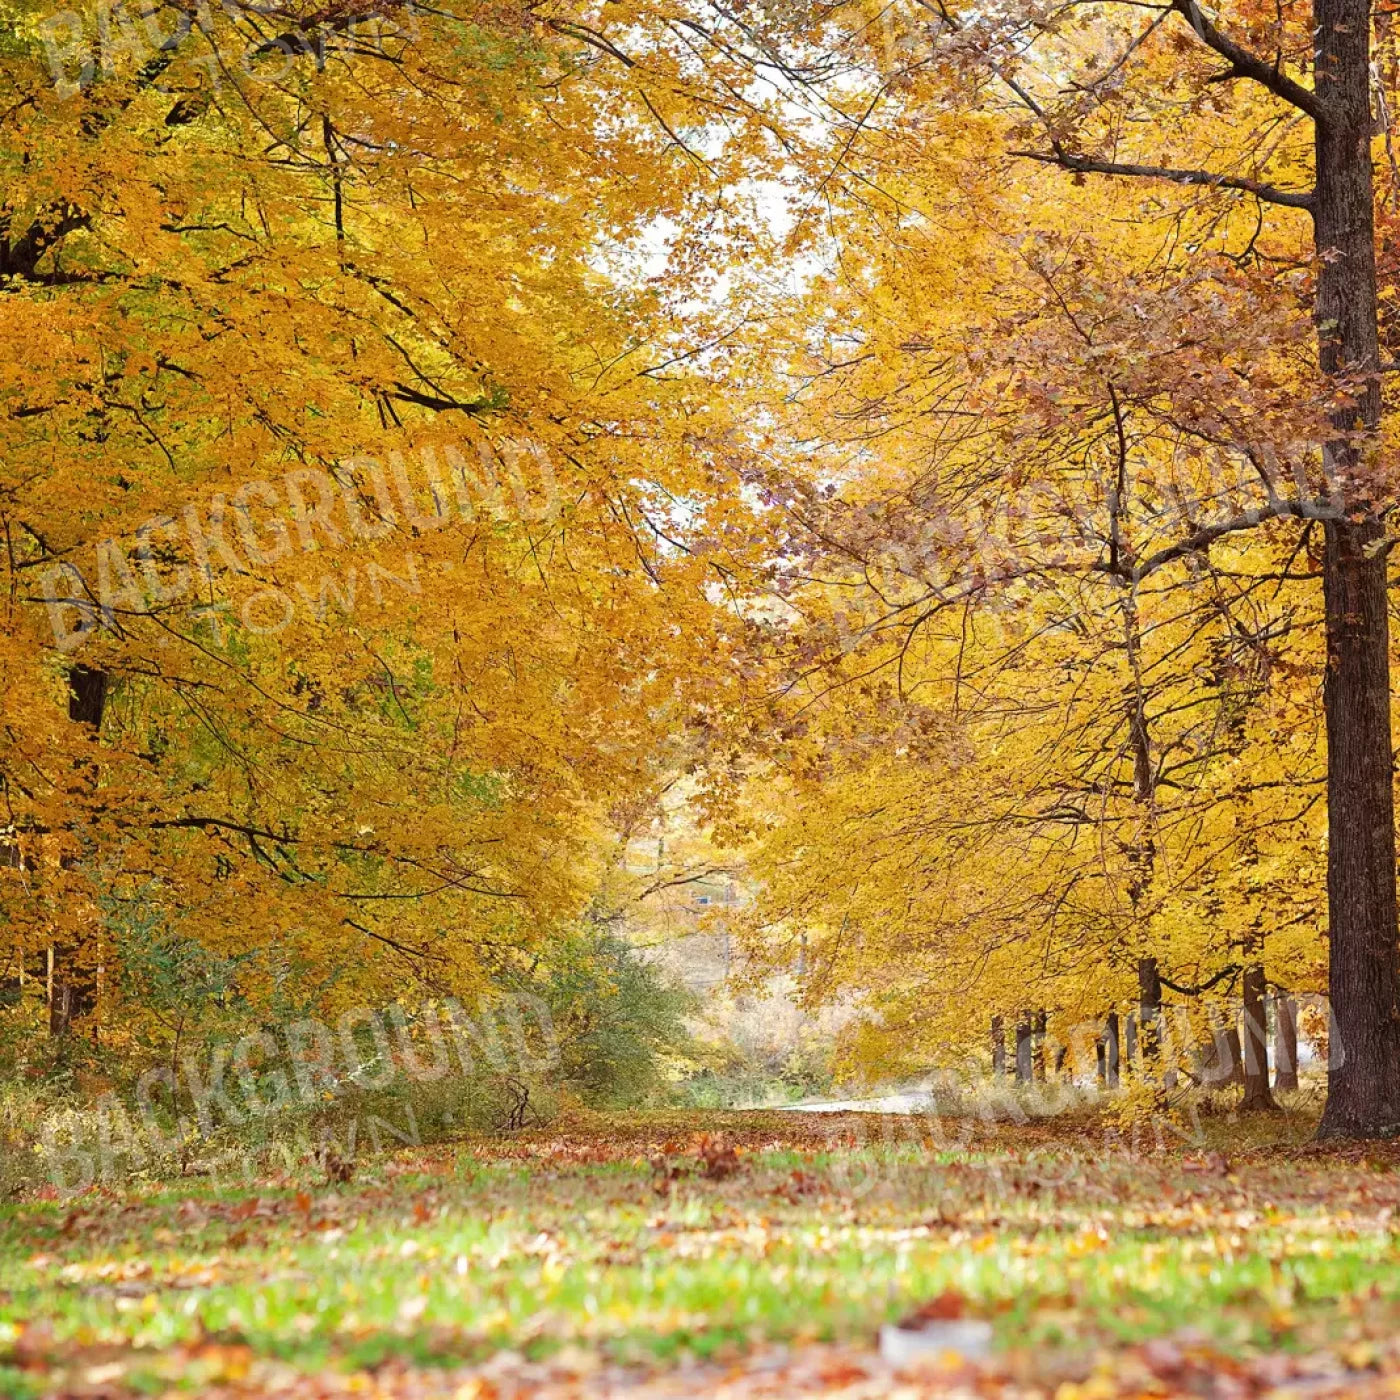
[1011,149,1315,209]
[1160,963,1241,995]
[250,1,416,58]
[0,207,92,282]
[342,917,447,965]
[388,383,494,415]
[1122,497,1339,580]
[1170,0,1325,122]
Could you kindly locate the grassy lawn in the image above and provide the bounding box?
[5,1107,1400,1396]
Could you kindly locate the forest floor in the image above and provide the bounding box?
[6,1105,1400,1397]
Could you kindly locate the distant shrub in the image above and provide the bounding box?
[676,982,836,1108]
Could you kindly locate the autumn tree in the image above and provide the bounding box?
[985,0,1400,1140]
[709,0,1391,1128]
[0,0,774,1035]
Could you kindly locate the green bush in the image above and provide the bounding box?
[0,919,704,1194]
[528,928,696,1107]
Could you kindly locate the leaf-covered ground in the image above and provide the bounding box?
[7,1108,1400,1397]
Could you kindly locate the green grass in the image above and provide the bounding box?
[3,1107,1400,1394]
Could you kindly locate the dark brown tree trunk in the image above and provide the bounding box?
[1222,1024,1244,1087]
[1138,957,1161,1066]
[991,1016,1006,1077]
[48,981,86,1037]
[1200,1017,1242,1087]
[1104,1011,1120,1088]
[49,665,108,1037]
[1241,963,1278,1110]
[1317,512,1400,1133]
[1312,0,1400,1139]
[67,665,108,727]
[1014,1015,1032,1083]
[1275,994,1300,1092]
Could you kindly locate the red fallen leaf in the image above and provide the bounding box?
[294,1190,312,1214]
[649,1153,687,1184]
[816,1359,874,1385]
[230,1197,259,1222]
[901,1289,967,1324]
[1141,1338,1186,1378]
[412,1199,433,1224]
[777,1169,819,1201]
[694,1133,741,1180]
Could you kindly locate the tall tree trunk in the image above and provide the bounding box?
[1138,957,1161,1066]
[1317,511,1400,1132]
[49,664,108,1037]
[991,1016,1006,1077]
[1221,1023,1245,1087]
[67,664,108,728]
[1201,1015,1243,1087]
[1120,586,1164,1089]
[1313,0,1400,1138]
[1241,963,1278,1110]
[1032,1008,1047,1081]
[1275,994,1300,1092]
[1014,1015,1032,1083]
[1104,1011,1120,1088]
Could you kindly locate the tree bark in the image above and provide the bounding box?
[49,664,108,1037]
[1223,1024,1245,1087]
[1312,0,1400,1138]
[1104,1011,1120,1088]
[1014,1015,1032,1083]
[1200,1017,1243,1087]
[1138,957,1161,1066]
[1275,994,1300,1092]
[1317,511,1400,1132]
[991,1015,1006,1077]
[67,665,108,727]
[1241,963,1278,1110]
[1032,1008,1047,1080]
